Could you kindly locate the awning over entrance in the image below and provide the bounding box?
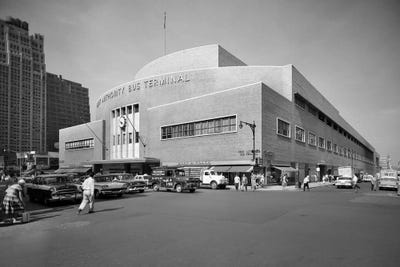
[212,165,254,173]
[55,167,91,174]
[273,166,298,172]
[211,166,232,172]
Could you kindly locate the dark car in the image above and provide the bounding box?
[107,173,147,193]
[151,167,200,193]
[26,174,82,205]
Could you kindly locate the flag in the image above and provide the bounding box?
[164,12,166,29]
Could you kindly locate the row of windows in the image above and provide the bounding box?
[294,94,369,152]
[277,118,373,163]
[111,104,139,118]
[65,138,94,150]
[112,132,139,145]
[161,115,237,140]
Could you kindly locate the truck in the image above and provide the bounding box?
[151,166,201,193]
[182,167,228,189]
[338,166,353,178]
[378,169,398,190]
[335,166,354,189]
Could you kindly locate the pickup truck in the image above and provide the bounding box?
[151,167,200,193]
[26,174,82,205]
[183,167,228,189]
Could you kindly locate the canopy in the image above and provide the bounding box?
[211,166,232,172]
[273,166,298,172]
[55,167,91,174]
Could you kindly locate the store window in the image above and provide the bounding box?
[276,118,290,138]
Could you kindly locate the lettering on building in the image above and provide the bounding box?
[96,73,191,108]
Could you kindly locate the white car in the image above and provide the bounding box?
[335,176,353,188]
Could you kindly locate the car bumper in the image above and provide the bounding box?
[49,192,82,202]
[100,189,125,195]
[126,186,146,193]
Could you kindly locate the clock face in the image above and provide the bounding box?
[119,116,126,128]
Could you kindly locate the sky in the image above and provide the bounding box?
[1,0,399,166]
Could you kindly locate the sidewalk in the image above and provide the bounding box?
[227,182,334,191]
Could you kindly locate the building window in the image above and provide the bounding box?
[294,94,306,109]
[133,104,139,113]
[295,126,305,142]
[318,137,325,149]
[127,105,132,114]
[117,134,120,145]
[276,118,290,138]
[308,104,318,116]
[65,138,95,150]
[333,143,338,154]
[122,133,126,144]
[135,132,139,143]
[318,112,325,122]
[113,135,115,146]
[129,133,133,144]
[161,115,237,140]
[308,132,316,146]
[327,140,332,151]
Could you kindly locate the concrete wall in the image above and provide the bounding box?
[59,120,104,167]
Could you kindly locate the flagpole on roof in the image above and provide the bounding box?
[164,11,167,55]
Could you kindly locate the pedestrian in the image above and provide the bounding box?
[374,173,379,191]
[234,174,240,191]
[303,175,310,191]
[259,174,265,188]
[281,173,288,190]
[251,173,257,191]
[353,175,360,192]
[2,179,25,224]
[241,174,248,191]
[370,175,376,191]
[78,172,95,214]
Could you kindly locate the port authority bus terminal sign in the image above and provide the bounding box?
[96,73,191,108]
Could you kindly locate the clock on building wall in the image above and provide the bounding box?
[119,115,127,128]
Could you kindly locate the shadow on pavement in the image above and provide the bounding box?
[82,207,124,214]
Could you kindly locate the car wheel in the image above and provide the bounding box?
[153,184,159,192]
[139,189,145,193]
[175,184,183,193]
[189,189,195,193]
[211,181,217,190]
[117,193,123,197]
[94,190,100,199]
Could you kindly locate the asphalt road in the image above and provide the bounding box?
[1,183,400,267]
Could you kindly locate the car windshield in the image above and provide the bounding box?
[43,177,72,185]
[94,176,113,182]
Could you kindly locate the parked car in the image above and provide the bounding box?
[378,170,398,190]
[335,176,353,189]
[92,174,128,198]
[26,174,82,205]
[133,174,153,188]
[363,174,373,182]
[107,173,146,193]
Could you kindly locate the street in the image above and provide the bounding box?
[1,183,400,267]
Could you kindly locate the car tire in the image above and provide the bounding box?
[211,181,217,190]
[94,190,100,199]
[139,189,145,193]
[175,184,183,193]
[153,184,159,192]
[189,189,195,193]
[117,193,123,197]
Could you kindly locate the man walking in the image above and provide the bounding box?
[303,175,310,191]
[241,174,248,191]
[78,171,95,214]
[234,174,240,191]
[353,174,360,193]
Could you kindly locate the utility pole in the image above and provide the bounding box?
[239,120,256,164]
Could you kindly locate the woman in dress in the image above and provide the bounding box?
[2,179,25,223]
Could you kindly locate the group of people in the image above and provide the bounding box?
[234,173,264,192]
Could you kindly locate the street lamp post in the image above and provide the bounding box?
[239,120,256,163]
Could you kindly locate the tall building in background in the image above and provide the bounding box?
[0,17,46,161]
[46,72,90,152]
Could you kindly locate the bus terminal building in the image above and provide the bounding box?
[59,44,379,184]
